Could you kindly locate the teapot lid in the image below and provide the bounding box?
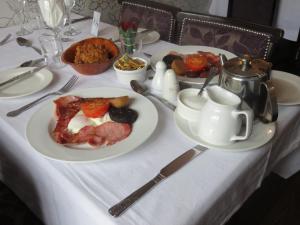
[223,55,272,78]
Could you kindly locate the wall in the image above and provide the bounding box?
[0,0,212,27]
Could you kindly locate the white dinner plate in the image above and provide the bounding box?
[137,28,160,45]
[174,112,276,152]
[271,70,300,105]
[26,87,158,162]
[150,45,236,85]
[0,67,53,99]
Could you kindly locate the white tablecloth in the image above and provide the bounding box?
[209,0,300,41]
[0,19,300,225]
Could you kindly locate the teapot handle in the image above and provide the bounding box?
[259,80,278,123]
[231,109,253,141]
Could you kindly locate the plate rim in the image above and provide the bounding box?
[26,87,158,162]
[137,28,160,45]
[0,67,53,99]
[271,69,300,106]
[174,111,276,152]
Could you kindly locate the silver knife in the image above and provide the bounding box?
[19,58,44,67]
[108,145,207,217]
[0,66,46,88]
[71,16,92,24]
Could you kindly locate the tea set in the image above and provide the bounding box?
[175,54,277,148]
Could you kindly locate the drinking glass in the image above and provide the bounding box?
[38,0,66,68]
[39,34,64,69]
[119,21,142,55]
[63,0,80,36]
[27,2,45,30]
[16,0,33,36]
[120,35,142,56]
[38,0,66,33]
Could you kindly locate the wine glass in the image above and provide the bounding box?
[38,0,65,36]
[63,0,80,36]
[16,0,33,36]
[38,0,66,68]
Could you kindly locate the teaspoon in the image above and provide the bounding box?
[16,37,42,55]
[198,66,218,95]
[130,80,176,110]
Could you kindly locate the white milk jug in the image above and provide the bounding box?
[198,85,253,146]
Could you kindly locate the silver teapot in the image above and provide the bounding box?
[219,54,277,123]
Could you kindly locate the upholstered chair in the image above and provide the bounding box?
[119,0,180,42]
[176,11,284,60]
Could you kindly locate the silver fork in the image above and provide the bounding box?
[7,75,78,117]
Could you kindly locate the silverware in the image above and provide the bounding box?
[71,16,92,24]
[6,75,78,117]
[143,52,152,58]
[0,33,12,46]
[130,80,176,111]
[108,145,207,217]
[19,58,44,67]
[0,66,46,88]
[198,66,218,95]
[16,37,42,55]
[61,37,73,42]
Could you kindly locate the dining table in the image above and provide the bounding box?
[0,16,300,225]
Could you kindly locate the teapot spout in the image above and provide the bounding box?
[219,54,228,66]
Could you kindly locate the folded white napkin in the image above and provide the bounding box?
[38,0,65,28]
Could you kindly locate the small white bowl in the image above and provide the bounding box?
[113,57,148,85]
[176,88,207,122]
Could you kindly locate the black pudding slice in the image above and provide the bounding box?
[162,54,182,69]
[109,107,138,124]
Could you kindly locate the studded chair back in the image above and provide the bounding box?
[176,11,284,60]
[119,0,180,42]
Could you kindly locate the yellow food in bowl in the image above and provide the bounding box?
[114,54,145,71]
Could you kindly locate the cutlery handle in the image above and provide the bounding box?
[108,174,164,217]
[7,92,56,117]
[148,93,176,111]
[71,16,92,24]
[198,66,218,96]
[0,34,11,45]
[32,46,42,55]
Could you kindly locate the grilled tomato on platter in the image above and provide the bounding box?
[162,51,220,78]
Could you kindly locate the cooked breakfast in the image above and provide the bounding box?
[52,95,138,147]
[162,51,220,78]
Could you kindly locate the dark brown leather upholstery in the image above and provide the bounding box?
[176,11,284,60]
[119,0,180,42]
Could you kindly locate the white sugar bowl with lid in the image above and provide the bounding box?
[113,55,148,85]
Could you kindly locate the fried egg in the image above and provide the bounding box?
[67,111,112,133]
